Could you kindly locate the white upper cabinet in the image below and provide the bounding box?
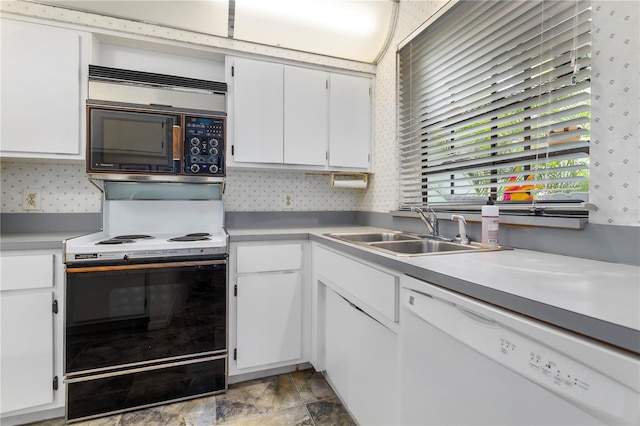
[284,66,328,166]
[329,73,372,170]
[227,56,372,172]
[230,57,284,164]
[0,18,90,161]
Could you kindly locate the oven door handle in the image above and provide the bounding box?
[66,258,226,273]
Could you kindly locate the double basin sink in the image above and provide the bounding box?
[324,231,503,257]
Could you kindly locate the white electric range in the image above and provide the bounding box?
[62,181,229,422]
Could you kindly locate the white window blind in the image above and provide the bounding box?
[398,0,591,210]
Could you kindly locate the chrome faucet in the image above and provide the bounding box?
[411,206,441,238]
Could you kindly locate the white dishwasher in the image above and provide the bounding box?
[401,276,640,425]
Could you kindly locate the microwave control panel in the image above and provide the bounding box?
[184,115,225,176]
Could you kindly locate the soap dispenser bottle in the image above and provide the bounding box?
[481,197,499,247]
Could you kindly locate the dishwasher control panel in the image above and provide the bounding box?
[496,331,625,420]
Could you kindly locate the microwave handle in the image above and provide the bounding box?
[173,125,182,171]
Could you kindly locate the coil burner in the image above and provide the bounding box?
[96,238,135,245]
[113,235,153,240]
[169,233,212,242]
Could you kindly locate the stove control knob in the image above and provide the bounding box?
[209,164,219,174]
[190,164,200,173]
[208,138,219,147]
[190,137,201,146]
[190,146,201,155]
[209,147,218,156]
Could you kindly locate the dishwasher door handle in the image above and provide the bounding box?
[455,304,498,326]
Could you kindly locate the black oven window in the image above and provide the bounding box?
[65,263,226,374]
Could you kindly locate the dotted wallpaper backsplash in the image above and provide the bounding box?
[224,171,363,212]
[0,164,362,213]
[1,162,102,213]
[1,0,638,226]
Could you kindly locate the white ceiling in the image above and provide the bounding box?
[31,0,396,63]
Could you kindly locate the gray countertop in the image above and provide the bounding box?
[0,231,91,251]
[227,226,640,354]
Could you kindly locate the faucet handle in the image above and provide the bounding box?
[451,214,469,245]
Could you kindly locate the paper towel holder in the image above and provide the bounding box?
[330,172,368,189]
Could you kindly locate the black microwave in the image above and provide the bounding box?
[87,105,225,177]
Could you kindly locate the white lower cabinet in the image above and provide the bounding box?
[322,286,399,426]
[324,287,352,401]
[229,241,310,376]
[1,291,54,412]
[313,243,400,426]
[347,294,398,426]
[0,250,64,424]
[236,272,302,369]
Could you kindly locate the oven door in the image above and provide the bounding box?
[65,258,227,375]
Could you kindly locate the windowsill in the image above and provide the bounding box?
[390,210,588,229]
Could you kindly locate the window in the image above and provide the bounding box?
[398,0,591,213]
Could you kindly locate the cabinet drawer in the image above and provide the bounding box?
[0,254,55,291]
[314,245,398,322]
[236,244,302,273]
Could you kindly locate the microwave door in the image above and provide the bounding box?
[89,108,176,173]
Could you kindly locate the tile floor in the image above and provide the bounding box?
[26,369,355,426]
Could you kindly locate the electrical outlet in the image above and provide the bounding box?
[284,194,294,210]
[22,188,42,211]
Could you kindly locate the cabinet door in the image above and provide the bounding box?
[322,284,400,426]
[348,303,399,426]
[231,57,284,164]
[236,272,302,369]
[284,66,328,166]
[329,73,372,169]
[1,19,82,156]
[1,291,54,413]
[324,287,352,402]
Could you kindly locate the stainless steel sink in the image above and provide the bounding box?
[369,239,481,255]
[323,231,504,257]
[326,232,423,243]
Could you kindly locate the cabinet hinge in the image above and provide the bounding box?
[231,66,234,77]
[233,348,237,360]
[231,145,235,156]
[52,300,58,314]
[326,151,328,161]
[53,376,59,391]
[326,79,328,89]
[234,284,237,297]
